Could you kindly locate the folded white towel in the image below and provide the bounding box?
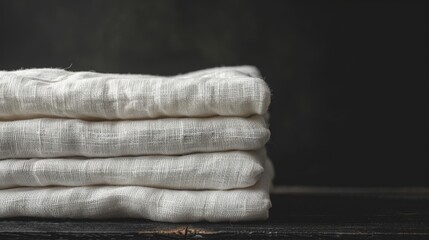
[0,66,270,120]
[0,65,273,222]
[0,150,266,190]
[0,115,269,159]
[0,159,273,222]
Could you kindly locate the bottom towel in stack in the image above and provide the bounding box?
[0,157,273,222]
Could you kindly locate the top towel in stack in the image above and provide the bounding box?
[0,66,273,222]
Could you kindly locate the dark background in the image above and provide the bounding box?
[0,0,427,187]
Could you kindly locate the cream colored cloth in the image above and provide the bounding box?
[0,115,269,159]
[0,150,266,190]
[0,66,273,222]
[0,66,270,120]
[0,159,273,222]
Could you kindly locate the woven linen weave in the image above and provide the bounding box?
[0,66,270,120]
[0,158,273,222]
[0,66,273,222]
[0,150,266,190]
[0,115,269,159]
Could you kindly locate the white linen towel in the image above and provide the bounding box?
[0,65,273,222]
[0,66,270,120]
[0,159,273,222]
[0,115,269,159]
[0,150,266,190]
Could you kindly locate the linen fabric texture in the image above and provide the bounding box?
[0,66,270,120]
[0,159,273,222]
[0,66,273,222]
[0,115,269,159]
[0,150,266,190]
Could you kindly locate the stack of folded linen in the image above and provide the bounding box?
[0,66,273,222]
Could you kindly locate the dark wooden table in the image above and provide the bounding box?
[1,187,429,239]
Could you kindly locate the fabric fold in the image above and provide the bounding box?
[0,115,270,159]
[0,159,273,222]
[0,66,270,120]
[0,65,273,222]
[0,150,266,190]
